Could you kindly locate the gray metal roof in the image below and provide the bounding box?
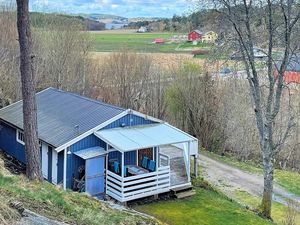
[0,88,125,147]
[94,123,195,152]
[73,146,106,160]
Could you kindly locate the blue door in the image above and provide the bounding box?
[85,156,105,196]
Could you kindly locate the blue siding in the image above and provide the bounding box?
[108,151,121,164]
[66,113,157,189]
[103,114,155,129]
[0,121,26,163]
[125,150,136,165]
[66,134,106,189]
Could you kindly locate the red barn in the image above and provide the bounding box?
[188,30,203,41]
[275,53,300,84]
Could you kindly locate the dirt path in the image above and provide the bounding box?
[199,154,300,210]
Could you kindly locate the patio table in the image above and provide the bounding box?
[127,165,149,176]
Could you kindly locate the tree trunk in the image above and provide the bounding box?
[16,0,42,181]
[261,148,274,219]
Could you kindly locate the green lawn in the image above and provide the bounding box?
[235,190,300,225]
[0,173,153,225]
[202,150,300,197]
[90,32,181,53]
[135,186,273,225]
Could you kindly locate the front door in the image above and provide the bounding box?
[41,143,48,179]
[138,148,153,167]
[52,150,58,184]
[85,156,105,196]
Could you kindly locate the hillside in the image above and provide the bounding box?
[78,13,127,21]
[30,12,105,31]
[0,151,154,225]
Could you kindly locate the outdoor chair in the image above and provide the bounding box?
[142,156,149,169]
[148,160,156,172]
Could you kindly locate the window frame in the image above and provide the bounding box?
[16,129,42,147]
[16,129,25,145]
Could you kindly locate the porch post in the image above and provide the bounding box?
[156,146,160,171]
[121,151,124,177]
[105,153,108,193]
[156,147,158,170]
[187,141,191,182]
[194,155,198,177]
[63,148,67,190]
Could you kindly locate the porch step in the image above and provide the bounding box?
[175,189,196,199]
[171,184,193,194]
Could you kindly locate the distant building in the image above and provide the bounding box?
[202,31,218,43]
[137,26,148,33]
[188,30,203,41]
[276,53,300,84]
[231,47,267,60]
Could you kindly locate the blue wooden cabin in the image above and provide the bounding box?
[0,88,198,202]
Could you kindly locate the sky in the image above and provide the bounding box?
[25,0,197,18]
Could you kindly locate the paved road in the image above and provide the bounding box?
[199,154,300,210]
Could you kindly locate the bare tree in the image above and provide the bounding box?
[16,0,42,180]
[209,0,300,218]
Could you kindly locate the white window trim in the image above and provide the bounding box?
[16,129,25,145]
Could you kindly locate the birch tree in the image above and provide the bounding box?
[16,0,42,180]
[208,0,300,219]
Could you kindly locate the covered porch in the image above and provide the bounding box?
[94,123,196,202]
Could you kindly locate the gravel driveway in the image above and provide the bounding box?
[199,154,300,210]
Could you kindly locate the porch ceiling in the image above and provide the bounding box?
[94,123,194,152]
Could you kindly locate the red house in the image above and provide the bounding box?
[276,54,300,84]
[188,30,203,41]
[154,38,165,44]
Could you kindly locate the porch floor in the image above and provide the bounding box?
[160,146,188,187]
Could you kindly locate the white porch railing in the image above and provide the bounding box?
[158,152,170,167]
[106,165,170,202]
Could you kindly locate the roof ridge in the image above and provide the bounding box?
[42,87,126,112]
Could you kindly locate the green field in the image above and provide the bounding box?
[90,32,181,53]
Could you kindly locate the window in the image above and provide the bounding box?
[17,130,42,147]
[17,130,25,145]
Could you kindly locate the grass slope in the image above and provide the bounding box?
[0,172,153,225]
[202,150,300,197]
[134,182,272,225]
[235,190,300,225]
[90,32,180,53]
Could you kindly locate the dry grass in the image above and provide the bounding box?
[89,51,227,72]
[0,196,20,225]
